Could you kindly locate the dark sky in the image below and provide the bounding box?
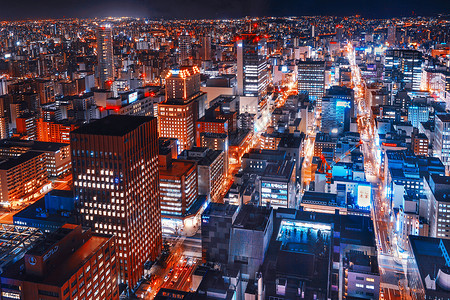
[0,0,449,20]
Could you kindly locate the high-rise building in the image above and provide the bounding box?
[200,34,212,61]
[97,25,115,88]
[321,86,354,135]
[178,31,191,65]
[159,66,205,153]
[434,114,450,174]
[297,60,326,108]
[179,147,225,203]
[201,202,239,264]
[1,224,119,300]
[424,174,450,239]
[236,34,268,101]
[384,49,423,90]
[387,23,397,46]
[71,115,161,288]
[0,78,6,96]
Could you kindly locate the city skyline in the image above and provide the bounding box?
[0,0,449,20]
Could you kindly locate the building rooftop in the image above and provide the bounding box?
[0,224,44,271]
[72,115,155,136]
[0,139,69,152]
[160,160,196,178]
[409,236,450,298]
[3,225,113,287]
[436,114,450,123]
[202,202,239,219]
[232,205,272,231]
[0,151,44,170]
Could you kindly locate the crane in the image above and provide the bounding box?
[319,140,363,185]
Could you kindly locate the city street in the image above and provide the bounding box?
[347,43,407,300]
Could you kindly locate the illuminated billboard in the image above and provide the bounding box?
[128,92,138,104]
[336,100,351,108]
[357,184,371,208]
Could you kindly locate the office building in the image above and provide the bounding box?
[200,34,212,61]
[407,236,450,299]
[343,251,380,299]
[1,224,118,300]
[384,49,423,90]
[434,114,450,174]
[13,190,76,232]
[387,23,396,46]
[179,147,225,203]
[297,61,326,107]
[0,139,71,178]
[159,155,198,218]
[424,174,450,239]
[408,104,430,128]
[229,205,273,278]
[201,202,239,264]
[179,31,192,64]
[236,34,268,101]
[411,132,429,156]
[97,25,115,88]
[71,115,161,288]
[321,86,354,135]
[200,132,229,175]
[159,66,205,153]
[37,119,80,144]
[0,151,49,207]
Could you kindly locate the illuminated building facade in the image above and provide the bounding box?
[179,147,225,203]
[434,114,450,174]
[178,31,192,65]
[297,60,326,107]
[159,66,203,153]
[37,119,79,144]
[321,86,353,135]
[159,158,198,216]
[1,224,119,300]
[236,34,268,101]
[71,115,161,288]
[0,151,49,206]
[0,139,71,178]
[384,49,423,90]
[97,25,115,88]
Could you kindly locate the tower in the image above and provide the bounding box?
[71,115,161,288]
[236,34,268,101]
[179,31,191,65]
[97,24,114,88]
[159,66,204,153]
[297,60,326,108]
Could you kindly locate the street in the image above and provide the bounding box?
[347,43,407,300]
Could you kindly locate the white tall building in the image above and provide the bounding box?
[434,114,450,173]
[96,24,114,88]
[236,34,268,102]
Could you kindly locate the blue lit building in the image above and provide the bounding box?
[321,86,354,135]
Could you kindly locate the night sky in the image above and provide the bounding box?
[0,0,449,20]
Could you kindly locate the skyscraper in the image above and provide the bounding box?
[434,114,450,174]
[178,31,192,65]
[159,66,205,153]
[387,23,397,46]
[384,49,423,90]
[321,86,354,135]
[297,60,326,107]
[71,115,161,288]
[97,24,114,88]
[236,34,268,101]
[200,34,212,61]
